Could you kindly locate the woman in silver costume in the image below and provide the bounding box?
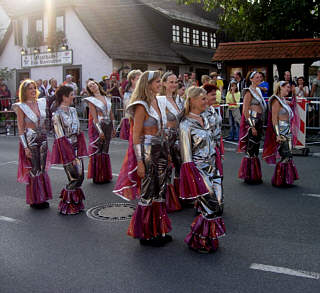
[263,81,299,186]
[85,80,115,184]
[13,80,52,209]
[119,70,142,140]
[238,71,267,184]
[159,71,182,212]
[203,84,224,177]
[114,71,172,247]
[51,86,88,214]
[179,86,225,253]
[175,82,186,111]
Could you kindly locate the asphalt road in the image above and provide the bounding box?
[0,135,320,293]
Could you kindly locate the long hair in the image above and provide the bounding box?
[19,79,39,103]
[55,85,74,107]
[183,86,206,116]
[160,71,177,97]
[86,80,107,96]
[124,70,142,93]
[246,71,259,87]
[274,81,289,96]
[129,70,161,106]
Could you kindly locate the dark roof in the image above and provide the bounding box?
[0,0,218,64]
[139,0,219,30]
[213,38,320,62]
[171,43,214,64]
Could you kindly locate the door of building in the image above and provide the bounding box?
[195,68,209,85]
[63,65,82,94]
[16,69,30,90]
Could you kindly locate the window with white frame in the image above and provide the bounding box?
[56,15,64,32]
[202,31,208,47]
[172,25,180,43]
[183,27,190,44]
[210,32,217,48]
[193,29,199,46]
[36,19,43,32]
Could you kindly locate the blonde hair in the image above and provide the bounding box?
[19,79,39,103]
[274,81,289,96]
[184,86,206,116]
[129,70,161,106]
[160,71,177,97]
[201,75,211,85]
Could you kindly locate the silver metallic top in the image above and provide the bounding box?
[269,95,294,121]
[204,106,222,143]
[84,96,112,119]
[13,98,47,128]
[180,115,216,164]
[243,87,267,112]
[52,106,80,141]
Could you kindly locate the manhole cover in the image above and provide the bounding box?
[86,202,136,222]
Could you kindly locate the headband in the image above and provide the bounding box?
[148,71,155,81]
[23,80,34,88]
[249,71,257,79]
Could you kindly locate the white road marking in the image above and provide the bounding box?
[302,193,320,198]
[0,216,20,223]
[0,160,18,166]
[250,263,320,280]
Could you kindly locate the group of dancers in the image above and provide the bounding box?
[14,79,115,214]
[13,69,299,253]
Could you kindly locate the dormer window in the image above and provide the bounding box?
[183,27,190,45]
[192,29,199,46]
[210,33,217,49]
[172,25,180,43]
[202,31,208,47]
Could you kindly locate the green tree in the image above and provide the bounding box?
[178,0,319,41]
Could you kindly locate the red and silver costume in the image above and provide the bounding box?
[158,95,182,213]
[204,105,224,177]
[119,91,131,140]
[114,99,172,240]
[238,87,267,183]
[84,96,113,183]
[179,114,225,253]
[263,95,299,186]
[13,98,52,206]
[51,106,88,214]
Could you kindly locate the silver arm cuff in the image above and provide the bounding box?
[19,134,28,149]
[133,144,142,161]
[95,122,103,135]
[274,124,280,137]
[247,117,255,128]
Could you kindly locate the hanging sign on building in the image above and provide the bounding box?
[21,50,73,67]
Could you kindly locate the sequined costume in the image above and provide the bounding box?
[204,105,224,176]
[114,99,172,240]
[119,91,132,140]
[238,87,267,183]
[175,95,185,112]
[13,98,52,206]
[51,106,88,214]
[263,95,299,186]
[84,96,113,183]
[179,115,225,253]
[158,96,182,213]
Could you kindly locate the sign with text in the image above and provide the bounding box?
[21,50,73,67]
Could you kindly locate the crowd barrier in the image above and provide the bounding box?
[1,95,320,148]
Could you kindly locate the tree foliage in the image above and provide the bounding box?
[178,0,319,41]
[0,67,14,81]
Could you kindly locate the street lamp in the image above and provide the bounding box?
[20,48,26,55]
[33,48,40,54]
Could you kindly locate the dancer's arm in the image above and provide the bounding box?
[243,92,257,136]
[16,107,31,159]
[88,102,104,140]
[271,99,283,143]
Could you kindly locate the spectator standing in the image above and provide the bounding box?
[310,68,320,98]
[0,79,11,110]
[210,72,224,93]
[108,75,121,98]
[190,72,199,86]
[182,72,192,89]
[64,74,78,96]
[201,75,211,87]
[225,80,241,141]
[176,82,186,111]
[47,78,58,96]
[295,76,309,98]
[110,68,120,81]
[120,74,128,97]
[258,72,269,98]
[36,79,46,98]
[43,80,49,96]
[284,71,296,97]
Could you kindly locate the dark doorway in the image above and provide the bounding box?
[195,68,209,85]
[16,69,30,91]
[63,65,82,94]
